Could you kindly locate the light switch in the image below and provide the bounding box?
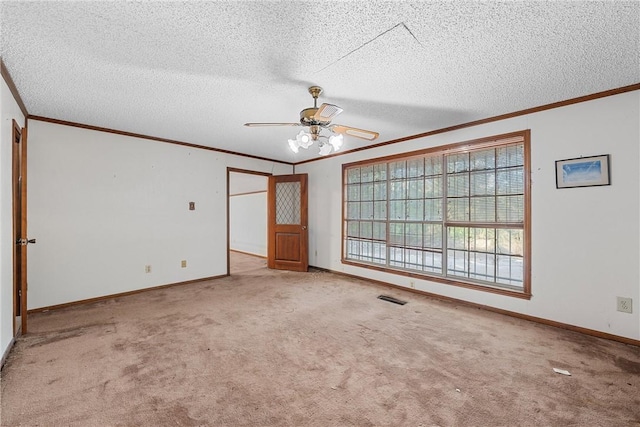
[189,202,195,210]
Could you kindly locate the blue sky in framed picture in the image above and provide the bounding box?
[562,160,602,183]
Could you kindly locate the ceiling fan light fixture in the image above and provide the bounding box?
[329,133,343,151]
[296,130,314,149]
[318,142,333,156]
[288,138,299,153]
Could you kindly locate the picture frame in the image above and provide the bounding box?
[555,154,610,189]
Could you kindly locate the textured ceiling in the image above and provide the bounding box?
[1,1,639,163]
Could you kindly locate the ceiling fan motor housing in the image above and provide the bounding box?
[300,108,330,127]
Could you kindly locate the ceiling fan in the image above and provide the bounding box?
[244,86,379,155]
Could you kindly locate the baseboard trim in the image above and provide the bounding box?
[27,275,226,314]
[311,266,640,348]
[230,249,267,259]
[1,337,16,370]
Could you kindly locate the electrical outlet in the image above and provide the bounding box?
[181,260,187,268]
[145,265,151,273]
[410,280,415,289]
[617,297,632,314]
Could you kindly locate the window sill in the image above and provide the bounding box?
[341,259,532,300]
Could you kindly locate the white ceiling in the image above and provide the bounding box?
[2,1,639,164]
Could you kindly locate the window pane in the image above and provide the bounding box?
[423,251,443,273]
[389,223,404,246]
[407,178,424,199]
[275,181,301,225]
[389,201,406,220]
[497,145,524,168]
[361,241,372,261]
[469,252,496,282]
[425,176,442,198]
[360,222,373,239]
[373,222,386,240]
[425,155,443,176]
[347,168,360,184]
[497,255,523,287]
[361,165,374,183]
[425,199,443,221]
[373,164,387,181]
[390,161,406,179]
[405,223,422,248]
[373,201,387,220]
[424,223,443,249]
[389,247,404,267]
[470,196,496,222]
[347,221,359,237]
[407,158,424,178]
[496,195,524,222]
[390,181,406,199]
[372,242,387,263]
[404,248,422,269]
[360,201,373,220]
[497,229,523,256]
[447,198,469,221]
[447,249,468,278]
[447,153,469,173]
[360,183,373,201]
[468,228,495,253]
[470,149,496,171]
[347,184,360,201]
[447,174,469,197]
[406,200,423,221]
[471,171,495,196]
[447,227,468,250]
[347,202,360,219]
[346,238,360,258]
[374,182,387,200]
[496,168,524,195]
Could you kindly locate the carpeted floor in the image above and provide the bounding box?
[1,251,639,426]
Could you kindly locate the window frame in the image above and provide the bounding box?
[341,130,531,299]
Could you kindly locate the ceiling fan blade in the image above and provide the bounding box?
[313,103,343,122]
[331,124,379,141]
[244,122,300,127]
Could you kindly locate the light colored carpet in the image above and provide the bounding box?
[1,252,639,426]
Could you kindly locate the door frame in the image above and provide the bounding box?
[12,119,28,335]
[226,168,272,275]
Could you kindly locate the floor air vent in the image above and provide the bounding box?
[377,295,407,305]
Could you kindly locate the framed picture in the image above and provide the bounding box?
[555,154,610,189]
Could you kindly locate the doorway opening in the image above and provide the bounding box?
[227,168,270,275]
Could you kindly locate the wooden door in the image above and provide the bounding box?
[12,120,28,335]
[267,174,308,272]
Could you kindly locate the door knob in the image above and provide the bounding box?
[302,226,307,230]
[16,238,37,246]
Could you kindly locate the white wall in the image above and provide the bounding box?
[26,120,291,309]
[229,192,267,256]
[1,77,26,359]
[297,90,640,341]
[229,186,267,257]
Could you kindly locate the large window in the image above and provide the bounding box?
[343,131,530,298]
